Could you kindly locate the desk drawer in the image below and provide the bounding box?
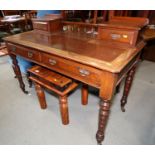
[42,53,102,87]
[33,21,49,31]
[98,27,138,46]
[7,43,41,62]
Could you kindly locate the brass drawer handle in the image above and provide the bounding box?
[12,47,16,52]
[49,59,57,65]
[79,68,90,77]
[111,33,121,40]
[28,51,33,58]
[34,21,47,25]
[122,34,128,39]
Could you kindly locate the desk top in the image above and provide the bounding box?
[4,31,145,73]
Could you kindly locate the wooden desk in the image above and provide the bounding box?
[4,28,145,144]
[1,15,26,33]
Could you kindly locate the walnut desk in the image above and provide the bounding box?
[4,28,146,144]
[1,16,26,33]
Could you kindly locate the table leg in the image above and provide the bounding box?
[121,65,136,112]
[96,99,111,144]
[96,71,117,144]
[81,84,88,105]
[34,83,47,109]
[59,95,69,125]
[10,54,28,94]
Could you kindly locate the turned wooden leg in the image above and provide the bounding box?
[26,72,32,88]
[10,54,28,94]
[59,96,69,125]
[96,99,111,145]
[81,84,88,105]
[34,83,47,109]
[121,65,136,112]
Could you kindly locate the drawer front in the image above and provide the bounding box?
[33,21,49,31]
[98,27,138,46]
[7,43,41,62]
[42,53,102,88]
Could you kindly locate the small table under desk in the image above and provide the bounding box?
[4,16,149,144]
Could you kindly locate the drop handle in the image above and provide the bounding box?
[28,51,33,58]
[78,68,90,76]
[49,59,57,65]
[111,33,121,40]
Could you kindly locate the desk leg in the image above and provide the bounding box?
[96,99,111,144]
[96,72,117,144]
[10,54,28,94]
[121,65,136,112]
